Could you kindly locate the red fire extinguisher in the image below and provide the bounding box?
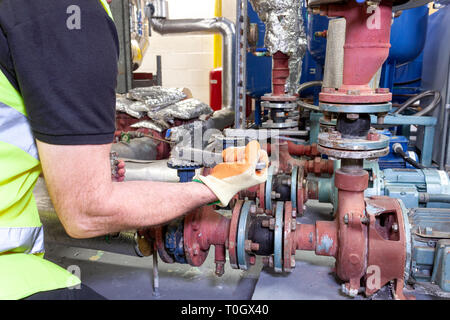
[209,68,222,111]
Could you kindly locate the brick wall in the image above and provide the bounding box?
[138,0,214,104]
[138,0,236,105]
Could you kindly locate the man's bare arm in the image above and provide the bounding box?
[37,140,217,239]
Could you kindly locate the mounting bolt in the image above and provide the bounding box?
[244,240,253,252]
[392,223,399,232]
[291,220,297,231]
[375,87,389,94]
[361,216,370,225]
[269,218,276,230]
[249,205,257,216]
[215,262,225,277]
[251,242,260,252]
[344,214,349,225]
[262,219,270,228]
[249,256,256,265]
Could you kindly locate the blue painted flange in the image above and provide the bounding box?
[273,201,284,273]
[237,200,254,270]
[265,166,274,211]
[291,166,298,212]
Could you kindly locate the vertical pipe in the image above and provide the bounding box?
[440,59,450,170]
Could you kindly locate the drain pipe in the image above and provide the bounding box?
[151,18,236,114]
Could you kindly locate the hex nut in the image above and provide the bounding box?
[269,218,275,230]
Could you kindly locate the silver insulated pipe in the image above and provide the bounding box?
[151,18,236,112]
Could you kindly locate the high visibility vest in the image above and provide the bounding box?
[0,1,113,300]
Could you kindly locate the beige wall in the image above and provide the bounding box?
[138,0,236,105]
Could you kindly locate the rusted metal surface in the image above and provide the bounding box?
[364,196,413,300]
[266,141,320,157]
[315,221,338,257]
[266,51,290,97]
[294,224,316,251]
[278,142,334,175]
[290,166,412,298]
[305,157,335,176]
[296,168,306,215]
[154,226,174,263]
[283,201,295,272]
[317,144,390,160]
[184,206,231,268]
[334,168,368,192]
[318,0,393,105]
[228,200,243,268]
[334,165,369,295]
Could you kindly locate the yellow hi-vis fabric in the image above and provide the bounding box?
[0,0,114,300]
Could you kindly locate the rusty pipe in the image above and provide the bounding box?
[272,51,291,96]
[319,0,393,90]
[277,142,333,175]
[265,141,320,157]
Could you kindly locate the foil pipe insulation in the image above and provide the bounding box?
[151,18,236,113]
[249,0,307,94]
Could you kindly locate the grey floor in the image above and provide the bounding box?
[35,179,448,300]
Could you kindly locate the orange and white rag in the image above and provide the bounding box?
[194,140,269,207]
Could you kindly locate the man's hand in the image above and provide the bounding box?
[194,140,269,207]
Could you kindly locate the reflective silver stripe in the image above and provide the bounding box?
[0,102,39,160]
[0,226,45,254]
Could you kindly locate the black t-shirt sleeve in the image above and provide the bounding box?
[1,0,119,145]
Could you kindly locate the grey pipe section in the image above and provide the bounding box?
[40,210,140,257]
[419,193,450,204]
[440,60,450,170]
[151,18,236,112]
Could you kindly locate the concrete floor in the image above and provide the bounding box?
[34,179,448,300]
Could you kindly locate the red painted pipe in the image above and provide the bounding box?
[272,51,290,96]
[265,141,320,157]
[277,142,334,175]
[321,0,393,90]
